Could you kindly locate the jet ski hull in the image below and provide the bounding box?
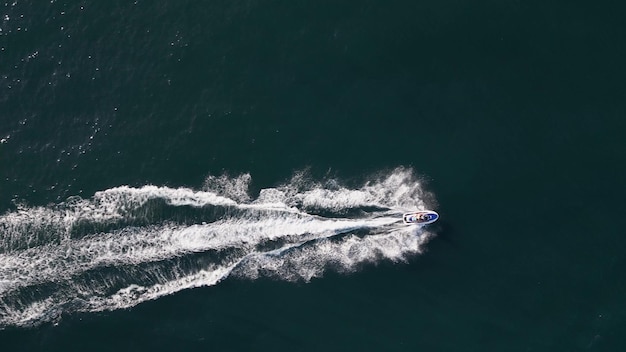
[403,210,439,225]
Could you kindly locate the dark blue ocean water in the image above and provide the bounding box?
[1,1,625,351]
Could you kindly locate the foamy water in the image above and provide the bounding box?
[0,167,436,328]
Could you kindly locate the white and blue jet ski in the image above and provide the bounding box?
[403,210,439,225]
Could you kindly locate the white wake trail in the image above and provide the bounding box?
[0,167,436,328]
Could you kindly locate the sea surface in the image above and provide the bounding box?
[1,1,625,351]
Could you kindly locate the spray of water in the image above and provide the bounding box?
[0,167,436,328]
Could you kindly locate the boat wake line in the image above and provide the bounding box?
[0,167,437,328]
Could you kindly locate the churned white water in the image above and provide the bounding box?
[0,167,436,328]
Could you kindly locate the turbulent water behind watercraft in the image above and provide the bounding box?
[0,168,436,328]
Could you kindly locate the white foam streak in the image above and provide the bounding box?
[239,227,431,282]
[98,265,236,311]
[94,185,239,209]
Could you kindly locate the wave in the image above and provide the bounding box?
[0,167,436,328]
